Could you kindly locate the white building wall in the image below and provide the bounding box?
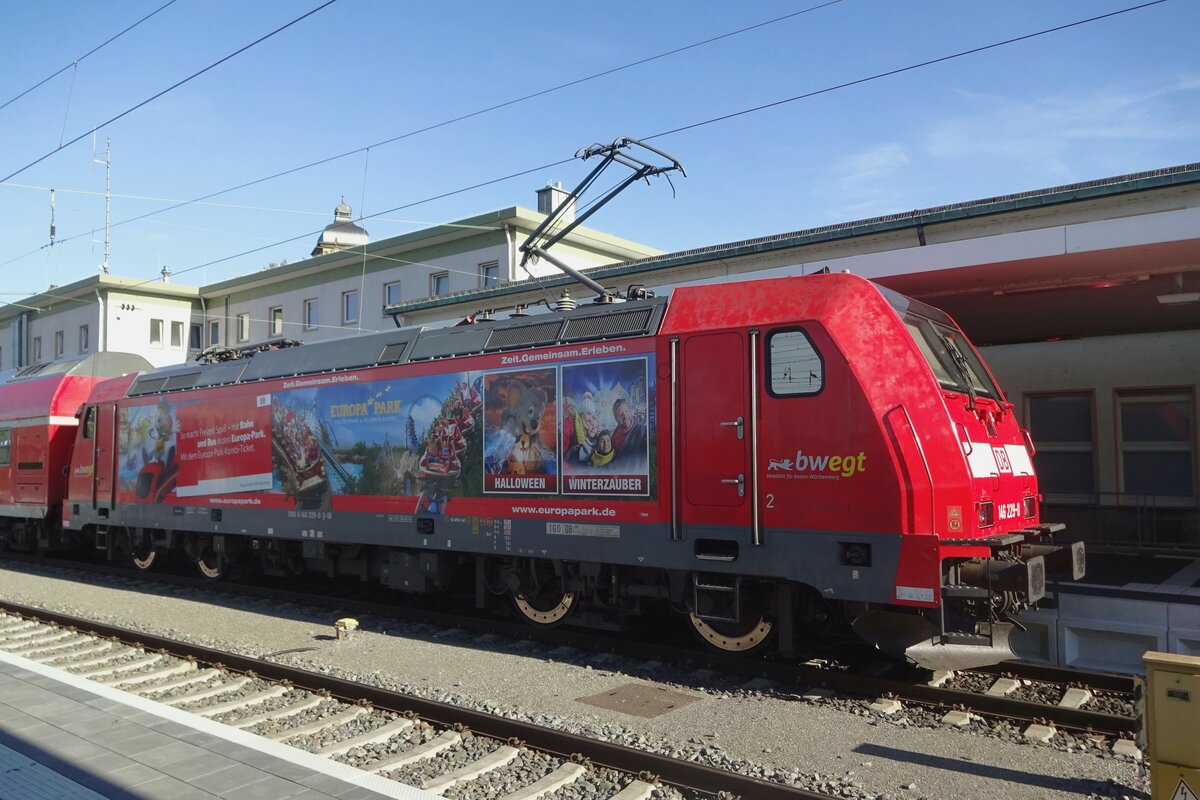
[208,242,516,345]
[20,304,97,368]
[104,292,194,368]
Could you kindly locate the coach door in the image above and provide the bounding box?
[680,331,751,526]
[92,402,118,509]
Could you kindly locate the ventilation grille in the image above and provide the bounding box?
[12,363,49,379]
[378,342,408,364]
[131,377,168,395]
[562,308,654,342]
[485,320,564,351]
[163,372,201,391]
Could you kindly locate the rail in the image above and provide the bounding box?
[0,597,828,799]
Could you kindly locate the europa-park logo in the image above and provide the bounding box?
[766,450,867,479]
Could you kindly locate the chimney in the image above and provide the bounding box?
[536,181,575,224]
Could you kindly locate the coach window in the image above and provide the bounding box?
[0,429,9,465]
[1026,393,1095,501]
[767,329,823,396]
[1118,390,1194,505]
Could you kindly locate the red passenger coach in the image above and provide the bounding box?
[5,274,1084,669]
[0,354,150,553]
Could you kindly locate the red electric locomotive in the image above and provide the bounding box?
[0,274,1083,669]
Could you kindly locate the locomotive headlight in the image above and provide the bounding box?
[976,501,994,528]
[1023,495,1037,519]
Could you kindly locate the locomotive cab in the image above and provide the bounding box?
[858,289,1084,669]
[665,275,1083,670]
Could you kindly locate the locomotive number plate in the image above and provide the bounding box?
[546,522,620,538]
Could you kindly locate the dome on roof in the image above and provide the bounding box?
[312,198,369,257]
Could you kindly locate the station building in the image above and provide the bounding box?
[0,184,661,370]
[2,165,1197,553]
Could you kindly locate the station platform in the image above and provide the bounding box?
[0,649,436,800]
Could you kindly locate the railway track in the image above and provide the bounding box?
[0,600,827,800]
[0,554,1140,743]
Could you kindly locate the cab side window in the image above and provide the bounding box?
[767,329,823,397]
[0,429,9,465]
[83,407,97,440]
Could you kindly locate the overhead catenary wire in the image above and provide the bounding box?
[0,1,845,263]
[137,0,1169,291]
[0,0,182,114]
[0,0,1170,310]
[644,0,1168,142]
[0,0,341,185]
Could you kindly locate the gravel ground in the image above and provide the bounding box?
[0,563,1148,800]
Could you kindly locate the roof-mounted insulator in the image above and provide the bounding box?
[555,289,577,312]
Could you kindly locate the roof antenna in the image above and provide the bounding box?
[520,137,684,304]
[92,137,111,273]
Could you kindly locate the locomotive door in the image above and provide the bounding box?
[92,402,118,508]
[681,331,750,519]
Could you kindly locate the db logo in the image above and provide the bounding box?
[992,447,1012,474]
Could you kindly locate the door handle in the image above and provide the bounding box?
[719,416,744,440]
[720,474,746,497]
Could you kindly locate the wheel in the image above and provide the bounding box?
[687,582,775,654]
[129,530,158,571]
[196,547,226,580]
[513,588,578,626]
[511,564,577,627]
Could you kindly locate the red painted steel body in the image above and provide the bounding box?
[3,275,1071,666]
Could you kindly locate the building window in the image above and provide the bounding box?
[170,321,184,349]
[385,281,402,307]
[79,325,89,353]
[431,272,449,297]
[1117,390,1194,503]
[32,336,42,362]
[209,321,220,346]
[767,329,823,396]
[1027,393,1095,499]
[150,318,164,347]
[269,306,283,336]
[189,324,202,350]
[54,331,64,358]
[236,313,250,342]
[342,290,359,324]
[480,261,500,287]
[304,299,319,330]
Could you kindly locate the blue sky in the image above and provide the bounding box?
[1,0,1196,298]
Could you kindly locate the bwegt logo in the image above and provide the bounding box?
[768,450,867,478]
